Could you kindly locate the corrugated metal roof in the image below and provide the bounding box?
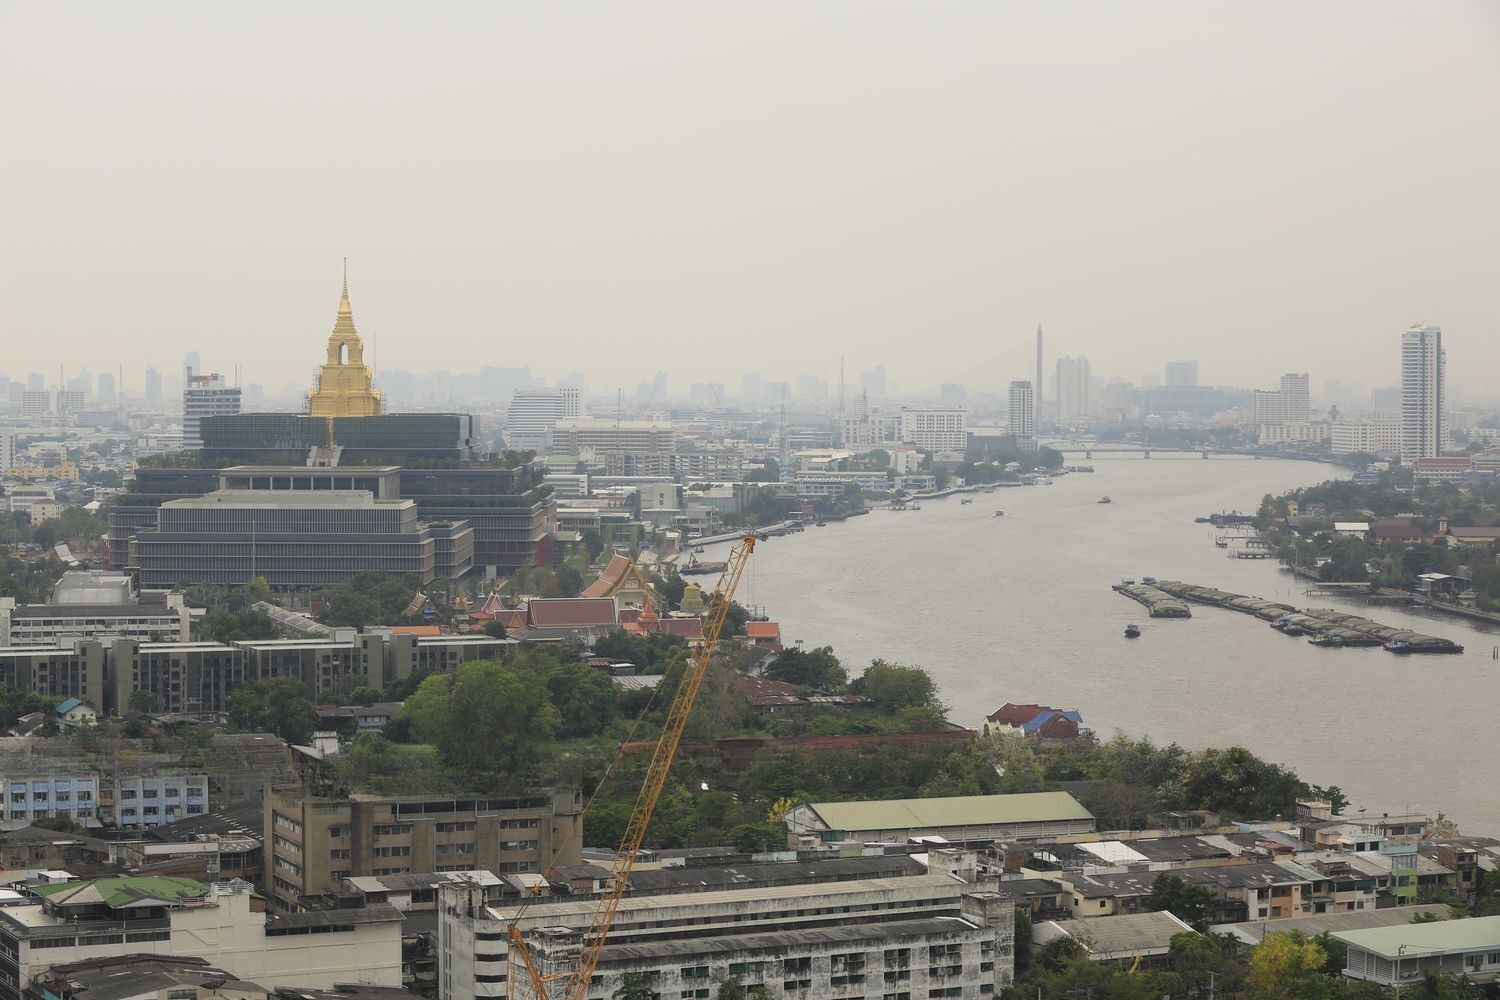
[1332,913,1500,959]
[809,792,1093,831]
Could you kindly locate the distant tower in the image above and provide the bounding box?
[1034,324,1044,427]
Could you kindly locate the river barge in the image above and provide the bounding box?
[1111,581,1192,618]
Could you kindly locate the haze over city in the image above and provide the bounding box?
[4,0,1500,397]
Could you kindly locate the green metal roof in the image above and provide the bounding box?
[809,791,1093,832]
[34,876,211,909]
[1331,914,1500,959]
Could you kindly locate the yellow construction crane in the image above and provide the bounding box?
[506,534,758,1000]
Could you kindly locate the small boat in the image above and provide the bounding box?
[1309,635,1344,648]
[994,510,1005,517]
[1282,624,1305,637]
[1194,516,1211,524]
[1384,638,1412,654]
[960,498,974,505]
[1124,624,1141,638]
[814,520,827,527]
[1097,496,1112,504]
[679,554,728,576]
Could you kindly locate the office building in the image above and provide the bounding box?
[0,434,12,475]
[183,372,243,451]
[1055,356,1092,419]
[1331,417,1402,456]
[96,372,116,405]
[505,386,582,452]
[145,366,164,404]
[0,590,191,647]
[859,365,887,399]
[20,392,50,418]
[129,490,473,590]
[1400,324,1446,462]
[939,383,967,407]
[265,786,583,912]
[1164,360,1198,388]
[439,866,1015,1000]
[899,407,968,453]
[0,877,403,998]
[551,419,676,475]
[1008,381,1035,437]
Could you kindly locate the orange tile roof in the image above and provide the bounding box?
[745,622,781,638]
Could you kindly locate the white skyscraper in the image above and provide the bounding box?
[506,386,583,452]
[1252,373,1311,424]
[1008,380,1035,437]
[1055,357,1092,419]
[182,371,242,450]
[1400,325,1446,462]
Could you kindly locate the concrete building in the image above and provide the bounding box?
[506,387,582,452]
[1252,372,1311,425]
[1401,324,1446,462]
[129,491,473,590]
[1334,914,1500,989]
[0,434,12,475]
[1165,360,1199,387]
[1054,356,1092,419]
[899,407,968,454]
[264,787,583,912]
[1007,381,1035,438]
[1331,416,1402,456]
[183,372,242,451]
[0,876,403,999]
[785,791,1094,845]
[1,592,191,648]
[551,420,676,476]
[439,871,1015,1000]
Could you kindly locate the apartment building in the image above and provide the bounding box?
[0,877,402,1000]
[899,407,968,454]
[264,787,584,913]
[438,871,1015,1000]
[0,594,192,647]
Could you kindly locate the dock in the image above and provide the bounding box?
[1142,580,1464,654]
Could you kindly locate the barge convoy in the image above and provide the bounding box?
[1113,579,1464,654]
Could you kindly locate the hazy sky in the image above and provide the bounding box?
[3,1,1498,400]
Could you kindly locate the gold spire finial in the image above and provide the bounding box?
[339,259,351,315]
[308,261,382,418]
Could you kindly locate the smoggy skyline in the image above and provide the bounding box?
[3,1,1498,399]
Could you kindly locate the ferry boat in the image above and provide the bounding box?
[679,554,728,576]
[1097,496,1112,504]
[994,510,1006,517]
[1124,624,1141,638]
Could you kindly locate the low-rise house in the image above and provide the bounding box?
[315,702,405,735]
[745,621,783,651]
[1062,863,1315,924]
[53,698,96,730]
[0,825,112,872]
[1334,913,1500,989]
[1032,911,1197,966]
[1214,903,1451,947]
[980,703,1085,743]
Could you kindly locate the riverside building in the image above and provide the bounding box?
[1401,324,1447,462]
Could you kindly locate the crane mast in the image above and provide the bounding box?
[507,534,758,1000]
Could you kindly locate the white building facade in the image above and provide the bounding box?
[1007,381,1035,437]
[505,387,582,452]
[899,408,968,453]
[1054,357,1092,419]
[182,373,242,451]
[1400,324,1446,462]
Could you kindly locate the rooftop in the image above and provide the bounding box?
[1037,911,1198,960]
[598,916,978,964]
[806,791,1093,832]
[1332,913,1500,960]
[1214,903,1452,946]
[163,490,412,509]
[34,875,211,909]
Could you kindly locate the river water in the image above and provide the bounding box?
[701,457,1500,834]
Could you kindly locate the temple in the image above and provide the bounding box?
[308,266,383,418]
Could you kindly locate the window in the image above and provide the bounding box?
[330,849,351,860]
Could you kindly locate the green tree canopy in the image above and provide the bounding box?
[401,659,558,782]
[545,661,619,739]
[850,661,943,713]
[762,645,846,690]
[1148,873,1216,932]
[227,677,316,744]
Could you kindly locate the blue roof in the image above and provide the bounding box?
[1021,709,1083,734]
[55,698,82,715]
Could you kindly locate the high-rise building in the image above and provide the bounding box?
[1008,380,1035,437]
[1165,360,1199,387]
[859,365,886,399]
[144,367,163,405]
[20,391,50,417]
[96,372,116,405]
[1252,373,1311,424]
[741,372,763,403]
[182,372,242,450]
[506,386,582,452]
[899,407,968,453]
[308,269,383,418]
[1035,325,1044,427]
[25,373,44,392]
[1055,356,1092,419]
[1400,324,1446,462]
[939,383,967,406]
[0,434,13,474]
[182,352,201,383]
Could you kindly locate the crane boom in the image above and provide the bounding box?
[508,534,757,1000]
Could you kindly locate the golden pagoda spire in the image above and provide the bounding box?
[308,261,383,418]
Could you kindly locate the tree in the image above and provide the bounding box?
[762,645,846,690]
[1148,873,1216,932]
[581,528,605,563]
[480,620,508,639]
[611,972,656,1000]
[729,822,786,854]
[849,661,943,713]
[1309,784,1351,814]
[545,661,618,739]
[1247,932,1327,999]
[400,660,558,781]
[127,689,158,714]
[227,677,316,744]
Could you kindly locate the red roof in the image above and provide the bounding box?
[985,703,1052,726]
[391,625,445,637]
[526,598,619,628]
[745,622,781,639]
[581,555,632,599]
[655,618,703,639]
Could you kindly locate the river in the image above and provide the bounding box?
[701,457,1500,834]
